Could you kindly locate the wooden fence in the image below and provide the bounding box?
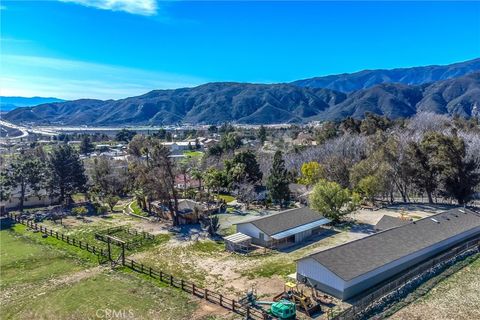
[330,236,480,320]
[8,213,108,257]
[124,257,269,320]
[7,213,270,320]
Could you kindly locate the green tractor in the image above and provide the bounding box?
[239,290,296,319]
[267,300,296,319]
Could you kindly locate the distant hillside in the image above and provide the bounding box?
[4,83,346,125]
[5,73,480,125]
[0,96,65,112]
[292,58,480,92]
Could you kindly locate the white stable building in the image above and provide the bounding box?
[296,208,480,300]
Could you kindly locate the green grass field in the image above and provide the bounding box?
[0,222,197,320]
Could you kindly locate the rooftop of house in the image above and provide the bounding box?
[374,215,412,231]
[299,208,480,281]
[235,207,328,236]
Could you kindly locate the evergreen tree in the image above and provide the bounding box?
[258,125,267,145]
[115,128,137,143]
[48,145,88,205]
[79,136,95,155]
[6,153,46,211]
[226,151,263,184]
[266,151,290,207]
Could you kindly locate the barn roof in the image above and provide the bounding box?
[374,215,411,231]
[300,208,480,281]
[235,207,328,236]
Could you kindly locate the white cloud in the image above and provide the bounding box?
[60,0,158,16]
[1,54,206,100]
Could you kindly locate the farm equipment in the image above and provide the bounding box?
[239,289,296,319]
[273,282,321,317]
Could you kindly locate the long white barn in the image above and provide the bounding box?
[296,208,480,300]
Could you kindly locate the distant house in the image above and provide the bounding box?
[234,207,330,248]
[374,215,411,232]
[0,188,59,211]
[162,141,204,154]
[151,199,219,225]
[296,208,480,300]
[175,175,200,190]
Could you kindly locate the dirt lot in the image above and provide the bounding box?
[388,256,480,320]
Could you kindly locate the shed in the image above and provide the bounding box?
[296,208,480,300]
[224,232,252,253]
[234,207,330,248]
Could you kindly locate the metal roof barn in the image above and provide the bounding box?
[296,208,480,300]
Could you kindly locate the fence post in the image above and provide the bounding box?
[181,279,184,290]
[232,299,235,312]
[50,230,53,236]
[56,232,59,239]
[149,267,152,277]
[204,288,208,300]
[219,294,223,306]
[86,243,89,251]
[160,271,163,282]
[79,241,82,249]
[170,275,173,286]
[246,306,250,319]
[131,260,134,268]
[141,264,144,273]
[192,283,195,294]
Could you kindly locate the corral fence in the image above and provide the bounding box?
[8,212,109,258]
[7,213,271,320]
[101,225,155,240]
[329,236,480,320]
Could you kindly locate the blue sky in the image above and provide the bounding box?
[1,1,479,100]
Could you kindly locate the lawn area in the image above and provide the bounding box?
[2,271,196,320]
[217,194,235,203]
[0,225,88,289]
[390,255,480,320]
[0,220,197,320]
[130,200,150,217]
[183,150,204,158]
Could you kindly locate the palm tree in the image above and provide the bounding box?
[191,168,203,191]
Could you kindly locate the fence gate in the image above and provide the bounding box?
[95,234,125,267]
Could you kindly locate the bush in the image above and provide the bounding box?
[97,205,108,215]
[92,202,108,215]
[71,206,88,216]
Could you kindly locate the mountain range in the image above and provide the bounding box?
[4,58,480,125]
[292,58,480,92]
[0,96,65,112]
